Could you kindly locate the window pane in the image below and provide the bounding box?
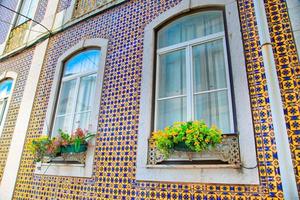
[193,39,227,93]
[52,115,72,137]
[158,11,224,48]
[158,49,186,98]
[57,79,76,115]
[64,50,100,77]
[0,79,13,99]
[73,112,91,131]
[0,99,7,126]
[27,0,38,19]
[156,97,186,130]
[76,74,97,112]
[194,90,231,133]
[15,0,37,26]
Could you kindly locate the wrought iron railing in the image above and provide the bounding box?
[4,20,31,53]
[148,134,241,166]
[72,0,125,18]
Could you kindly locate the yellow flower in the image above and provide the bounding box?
[205,138,210,143]
[171,132,178,136]
[186,129,193,134]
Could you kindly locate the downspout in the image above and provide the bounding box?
[253,1,299,199]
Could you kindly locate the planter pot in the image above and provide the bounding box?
[173,142,194,152]
[61,144,87,153]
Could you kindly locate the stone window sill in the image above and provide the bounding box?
[34,142,95,178]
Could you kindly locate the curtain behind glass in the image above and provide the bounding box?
[158,11,224,48]
[156,49,186,129]
[193,40,231,133]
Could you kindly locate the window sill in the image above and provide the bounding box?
[34,142,95,178]
[146,163,240,169]
[34,162,89,177]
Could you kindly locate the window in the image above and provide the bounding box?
[137,1,258,184]
[15,0,39,26]
[52,49,100,137]
[0,79,13,136]
[36,38,108,177]
[155,11,234,133]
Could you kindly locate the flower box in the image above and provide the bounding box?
[173,142,194,152]
[152,121,223,158]
[61,144,88,153]
[148,133,241,166]
[28,128,95,164]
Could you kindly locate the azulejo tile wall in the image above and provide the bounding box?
[34,0,49,24]
[0,0,18,44]
[12,0,298,199]
[0,48,33,182]
[263,0,300,192]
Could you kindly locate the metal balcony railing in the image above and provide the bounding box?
[72,0,124,18]
[4,20,31,53]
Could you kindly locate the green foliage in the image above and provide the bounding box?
[28,128,95,163]
[152,121,223,158]
[28,136,59,162]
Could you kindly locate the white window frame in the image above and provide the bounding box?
[0,71,17,138]
[35,38,108,177]
[51,50,99,137]
[155,31,235,133]
[136,0,259,185]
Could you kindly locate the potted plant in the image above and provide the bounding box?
[58,128,95,153]
[152,121,223,158]
[28,136,60,163]
[28,128,95,164]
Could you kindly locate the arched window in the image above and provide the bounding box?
[52,49,100,136]
[155,10,234,133]
[0,79,13,133]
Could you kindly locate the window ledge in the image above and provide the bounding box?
[34,162,89,177]
[34,143,95,178]
[146,164,240,169]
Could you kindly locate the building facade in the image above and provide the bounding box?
[0,0,299,199]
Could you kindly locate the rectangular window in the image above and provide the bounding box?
[156,36,234,133]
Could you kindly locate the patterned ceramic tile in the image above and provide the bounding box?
[0,48,33,182]
[8,0,300,199]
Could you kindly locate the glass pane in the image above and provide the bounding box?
[52,115,72,137]
[76,74,97,112]
[27,0,38,19]
[0,99,7,126]
[64,50,101,77]
[73,112,91,131]
[156,97,186,130]
[56,79,76,115]
[158,11,224,48]
[193,39,227,93]
[0,79,13,99]
[158,49,186,98]
[15,0,31,26]
[194,90,231,133]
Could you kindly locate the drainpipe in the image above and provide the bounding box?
[253,1,299,199]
